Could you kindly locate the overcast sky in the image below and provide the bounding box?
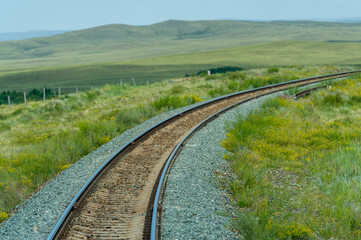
[1,0,360,32]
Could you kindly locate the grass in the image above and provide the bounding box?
[222,74,361,239]
[2,20,361,91]
[1,41,361,92]
[0,66,348,224]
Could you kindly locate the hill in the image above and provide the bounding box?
[0,30,67,42]
[3,20,361,69]
[2,20,361,91]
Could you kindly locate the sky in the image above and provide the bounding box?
[1,0,360,32]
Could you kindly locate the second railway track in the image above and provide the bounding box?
[48,71,359,240]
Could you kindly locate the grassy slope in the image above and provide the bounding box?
[222,76,361,239]
[128,41,361,66]
[4,20,361,68]
[2,20,361,91]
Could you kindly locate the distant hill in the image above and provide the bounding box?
[2,20,361,69]
[0,30,68,42]
[2,19,361,91]
[309,17,361,23]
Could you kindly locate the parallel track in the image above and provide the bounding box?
[293,85,328,99]
[48,71,359,240]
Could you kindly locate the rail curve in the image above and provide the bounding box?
[48,70,359,240]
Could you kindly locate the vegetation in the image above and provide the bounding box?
[0,66,348,223]
[222,75,361,239]
[2,20,361,91]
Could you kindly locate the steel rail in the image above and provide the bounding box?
[47,70,360,240]
[293,85,328,99]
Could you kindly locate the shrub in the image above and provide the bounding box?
[227,72,246,81]
[151,94,203,111]
[267,67,279,74]
[0,212,8,223]
[321,92,344,106]
[170,85,188,94]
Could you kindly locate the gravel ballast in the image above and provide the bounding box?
[0,82,327,239]
[160,92,286,240]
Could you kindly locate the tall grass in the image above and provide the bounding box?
[222,75,361,239]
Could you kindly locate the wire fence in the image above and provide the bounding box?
[0,77,150,107]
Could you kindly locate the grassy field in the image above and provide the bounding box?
[0,66,347,223]
[1,41,361,92]
[222,75,361,239]
[2,20,361,91]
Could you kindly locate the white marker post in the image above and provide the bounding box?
[76,87,79,93]
[147,80,149,85]
[132,77,136,86]
[8,95,10,108]
[120,79,123,86]
[24,92,27,105]
[43,88,46,102]
[58,88,61,96]
[208,70,211,75]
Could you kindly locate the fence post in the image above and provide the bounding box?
[58,88,61,96]
[132,77,136,86]
[120,79,123,86]
[208,70,211,75]
[8,95,10,108]
[43,88,46,102]
[76,87,78,93]
[147,80,149,85]
[24,92,27,105]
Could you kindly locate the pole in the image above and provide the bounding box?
[120,79,123,86]
[8,95,10,108]
[76,87,78,93]
[58,87,61,96]
[147,80,149,85]
[43,88,46,102]
[24,92,27,105]
[132,77,136,86]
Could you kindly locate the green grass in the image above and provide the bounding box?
[222,75,361,239]
[0,66,347,223]
[2,20,361,91]
[0,63,215,91]
[1,41,360,92]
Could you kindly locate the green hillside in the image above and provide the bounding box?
[3,20,361,69]
[2,20,361,91]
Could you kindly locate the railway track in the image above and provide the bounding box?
[293,85,328,99]
[48,71,359,240]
